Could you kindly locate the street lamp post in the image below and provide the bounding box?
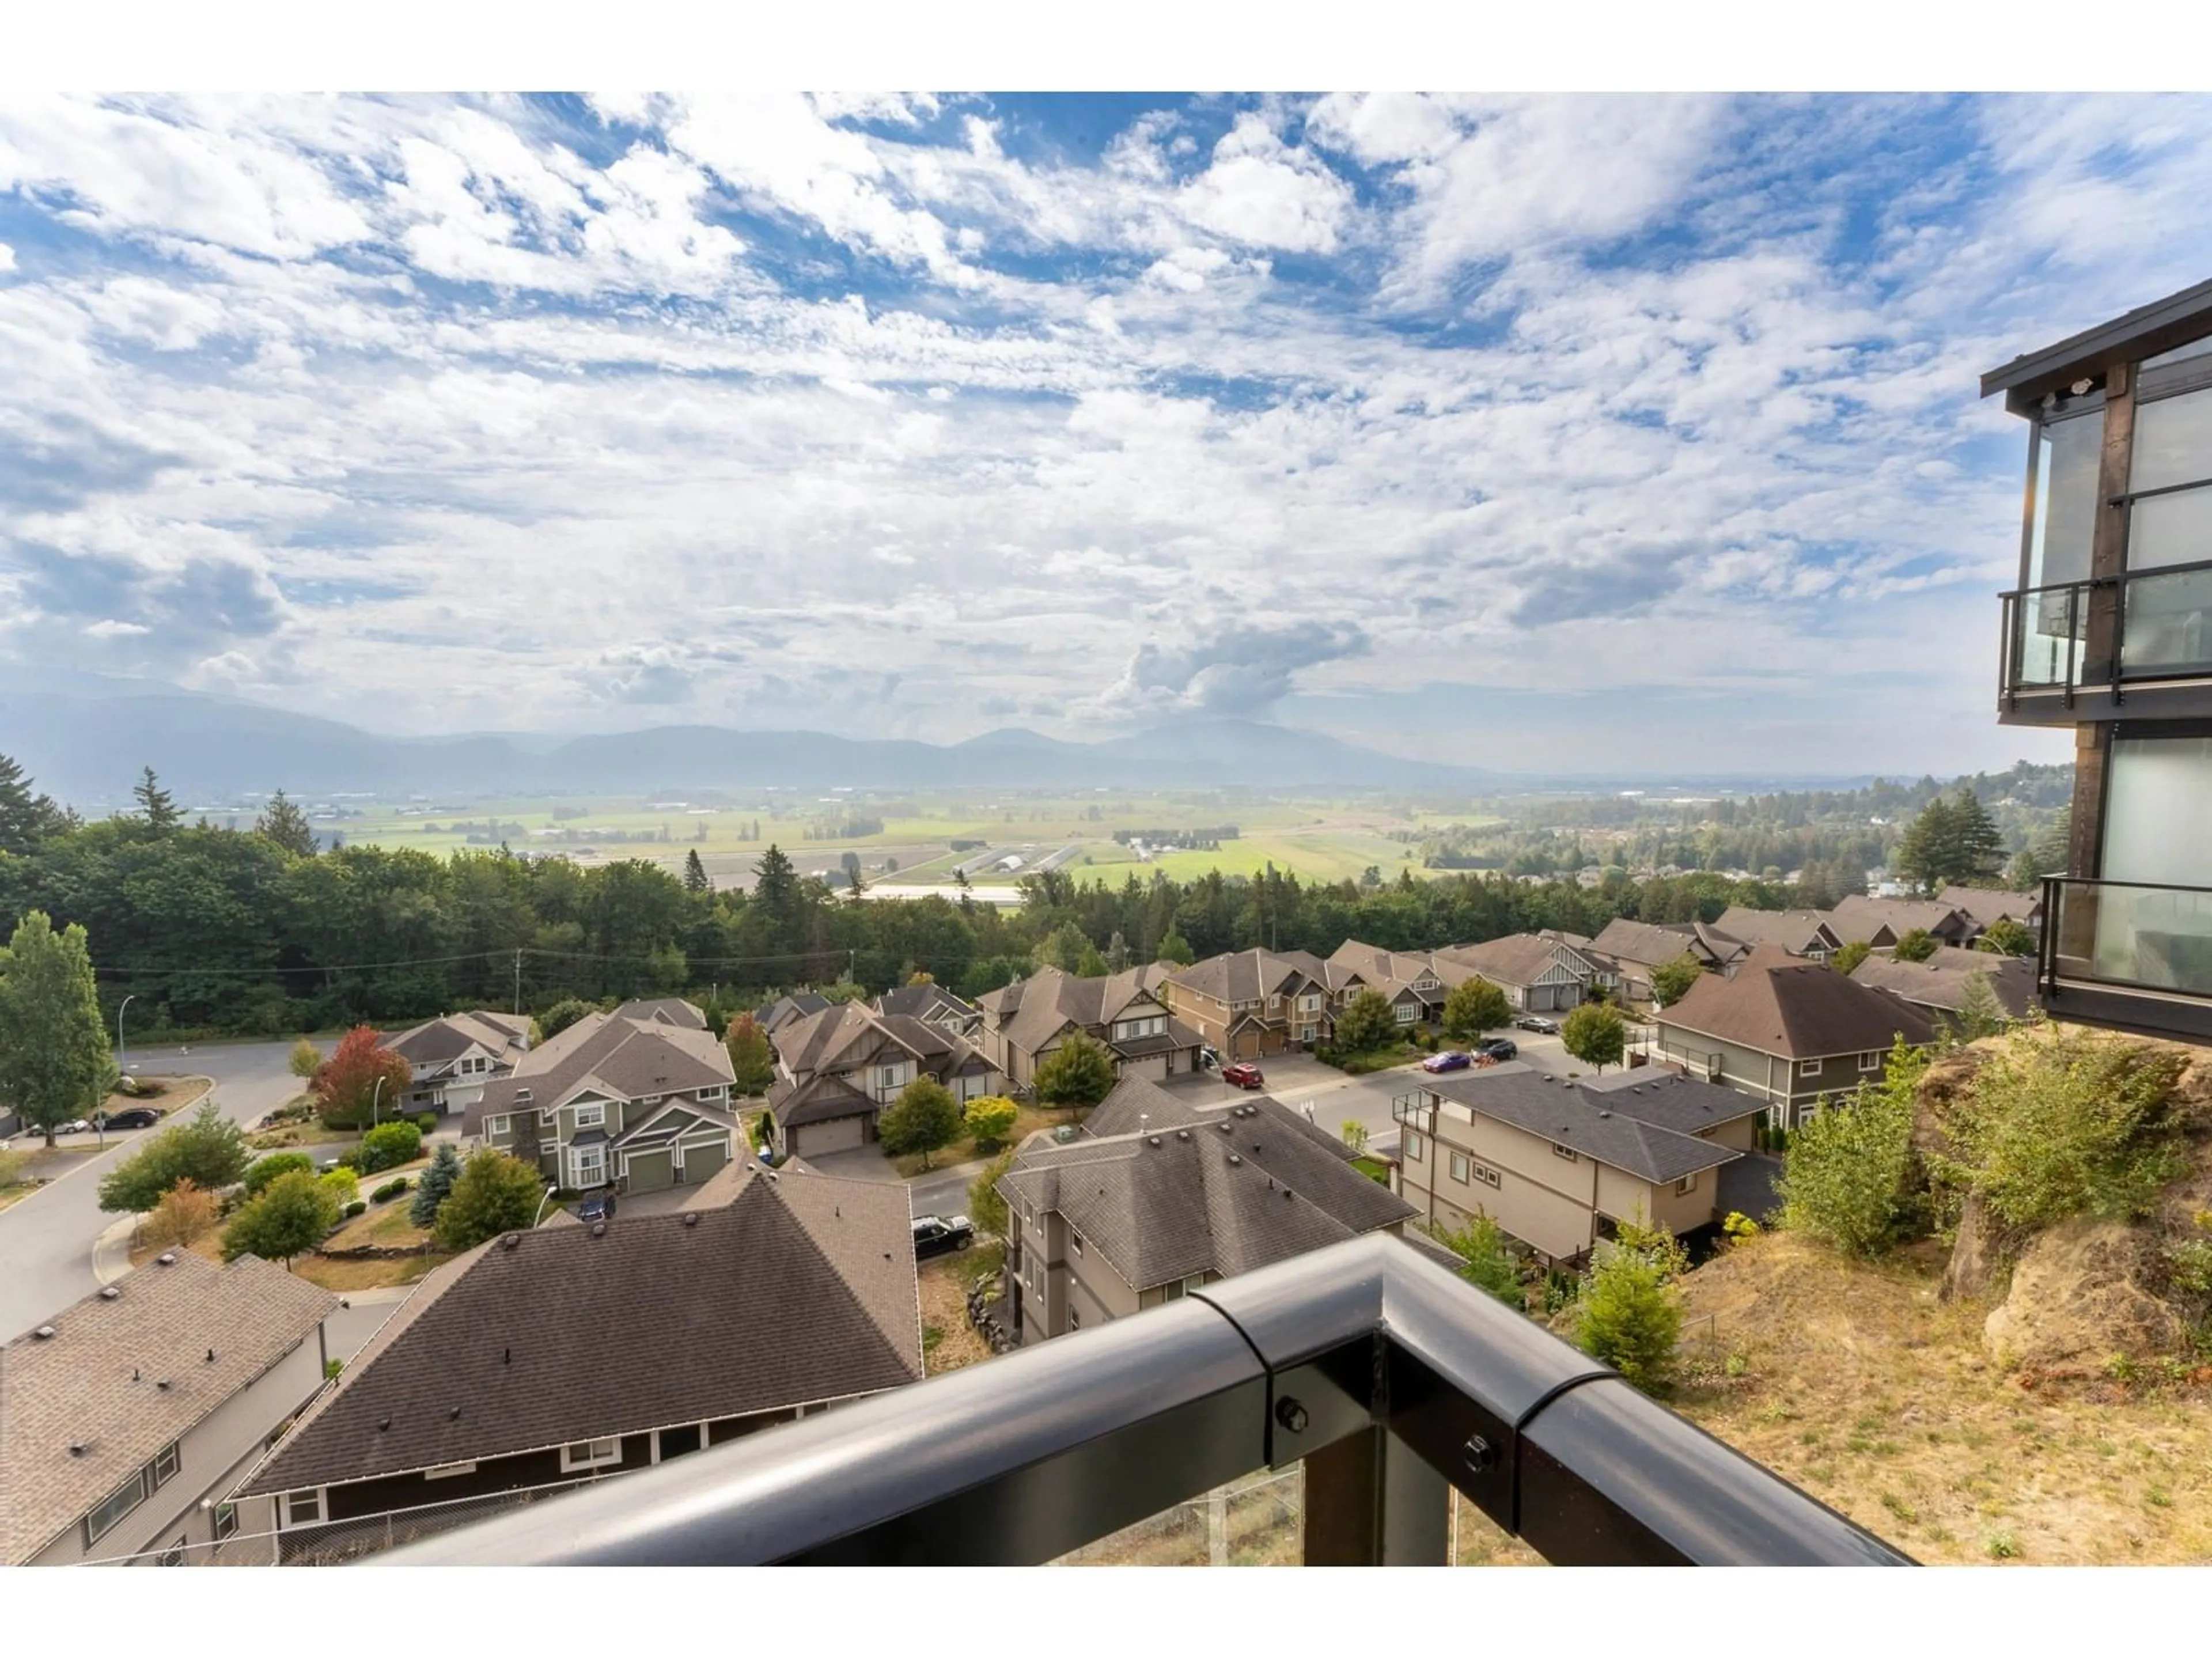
[533,1183,560,1227]
[116,995,136,1077]
[370,1075,387,1130]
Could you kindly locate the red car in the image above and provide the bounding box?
[1220,1062,1264,1089]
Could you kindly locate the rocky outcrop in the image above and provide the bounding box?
[1940,1191,2006,1303]
[1982,1216,2188,1368]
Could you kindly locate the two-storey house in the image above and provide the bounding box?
[463,1009,738,1195]
[1938,886,2044,938]
[1653,950,1937,1129]
[1987,278,2212,1042]
[1849,945,2039,1025]
[872,982,983,1037]
[1322,941,1445,1028]
[994,1077,1425,1344]
[1586,918,1749,1002]
[1156,948,1335,1056]
[1825,895,1980,952]
[227,1161,921,1563]
[2,1252,337,1566]
[1432,934,1600,1014]
[1392,1063,1764,1266]
[975,964,1202,1087]
[382,1010,533,1117]
[767,1002,1004,1160]
[1711,908,1843,963]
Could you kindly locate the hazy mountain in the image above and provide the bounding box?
[0,685,1491,808]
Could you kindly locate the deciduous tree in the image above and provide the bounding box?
[310,1025,413,1129]
[143,1177,222,1249]
[0,911,115,1146]
[1831,940,1872,975]
[1777,1040,1929,1257]
[1332,988,1399,1055]
[1649,953,1705,1009]
[289,1037,322,1079]
[1892,928,1940,963]
[1434,1213,1522,1306]
[1442,976,1511,1043]
[1975,918,2036,957]
[1560,1003,1626,1073]
[222,1169,340,1267]
[244,1152,315,1196]
[1034,1032,1117,1113]
[434,1149,548,1250]
[969,1150,1013,1240]
[538,997,594,1039]
[97,1100,250,1212]
[877,1077,962,1169]
[963,1093,1019,1151]
[724,1013,776,1096]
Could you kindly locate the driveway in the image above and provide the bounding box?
[794,1145,988,1223]
[0,1039,305,1341]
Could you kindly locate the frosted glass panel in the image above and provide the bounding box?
[2131,384,2212,495]
[2127,483,2212,571]
[2103,737,2212,887]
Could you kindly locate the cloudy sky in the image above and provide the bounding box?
[3,92,2207,776]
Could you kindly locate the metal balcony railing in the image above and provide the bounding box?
[2041,875,2212,1002]
[369,1233,1911,1567]
[1389,1090,1434,1132]
[1999,553,2212,710]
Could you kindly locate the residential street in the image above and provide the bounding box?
[0,1038,303,1341]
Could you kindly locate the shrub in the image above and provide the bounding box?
[318,1167,360,1210]
[342,1200,366,1219]
[1777,1040,1929,1259]
[1433,1214,1522,1306]
[1340,1119,1369,1155]
[222,1170,341,1266]
[142,1178,221,1249]
[963,1094,1020,1152]
[244,1151,315,1196]
[434,1149,549,1251]
[1927,1024,2190,1229]
[1575,1221,1688,1393]
[370,1177,410,1203]
[288,1037,322,1080]
[969,1150,1014,1240]
[415,1112,441,1134]
[358,1120,423,1173]
[95,1101,252,1213]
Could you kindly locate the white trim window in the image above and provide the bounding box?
[1405,1131,1425,1162]
[573,1102,607,1130]
[1551,1143,1578,1162]
[572,1145,607,1188]
[1394,1002,1419,1024]
[423,1461,478,1480]
[151,1440,180,1488]
[1858,1052,1881,1073]
[560,1438,623,1473]
[486,1114,510,1138]
[1676,1173,1699,1196]
[278,1490,324,1529]
[1298,993,1321,1012]
[213,1502,239,1542]
[1449,1152,1472,1184]
[1798,1059,1821,1078]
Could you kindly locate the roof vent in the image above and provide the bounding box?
[502,1233,521,1249]
[1598,1111,1612,1119]
[157,1379,171,1391]
[591,1221,607,1237]
[1217,1121,1232,1134]
[379,1417,391,1431]
[157,1251,177,1266]
[32,1324,56,1340]
[683,1212,699,1227]
[1283,1187,1293,1200]
[516,1088,533,1102]
[1147,1135,1161,1146]
[1227,1153,1243,1166]
[206,1349,215,1363]
[69,1441,88,1456]
[1176,1130,1191,1141]
[99,1286,120,1301]
[449,1406,461,1420]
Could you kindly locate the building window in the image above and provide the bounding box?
[84,1469,149,1545]
[486,1114,510,1138]
[1858,1052,1881,1073]
[151,1440,180,1488]
[1299,994,1320,1012]
[1551,1143,1578,1162]
[213,1502,238,1542]
[1394,1003,1418,1023]
[1070,1230,1084,1256]
[279,1490,323,1529]
[573,1146,607,1187]
[1449,1152,1471,1184]
[560,1438,623,1473]
[1406,1131,1425,1161]
[1676,1173,1699,1196]
[1798,1059,1820,1077]
[1468,1160,1501,1189]
[573,1102,606,1130]
[423,1461,478,1479]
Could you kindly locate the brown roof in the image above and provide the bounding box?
[1658,960,1938,1060]
[1711,908,1840,955]
[1589,917,1710,972]
[990,964,1176,1059]
[1436,933,1585,990]
[611,997,709,1031]
[463,1012,733,1133]
[1323,941,1437,998]
[2,1253,337,1563]
[1937,886,2041,929]
[1170,949,1323,1006]
[234,1166,919,1498]
[1826,894,1973,945]
[1849,947,2038,1020]
[1000,1094,1412,1293]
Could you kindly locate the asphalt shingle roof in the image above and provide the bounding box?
[1589,918,1713,971]
[1436,933,1582,989]
[463,1012,734,1134]
[1826,894,1973,945]
[234,1167,919,1498]
[1849,947,2037,1018]
[1938,885,2041,928]
[1423,1063,1744,1185]
[382,1011,530,1068]
[1711,908,1840,955]
[1170,949,1321,1005]
[2,1253,337,1563]
[1658,960,1938,1059]
[611,997,709,1030]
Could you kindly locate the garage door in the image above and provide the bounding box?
[683,1138,729,1183]
[625,1149,675,1192]
[1123,1054,1167,1082]
[797,1114,866,1157]
[1233,1030,1262,1060]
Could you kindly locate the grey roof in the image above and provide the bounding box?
[611,997,709,1031]
[2,1253,336,1563]
[1423,1063,1744,1185]
[1849,948,2037,1020]
[1000,1096,1412,1292]
[1658,959,1938,1060]
[1588,918,1714,972]
[756,993,832,1034]
[770,1003,993,1112]
[235,1166,919,1498]
[1436,933,1587,990]
[873,984,980,1026]
[1084,1077,1358,1164]
[768,1070,879,1128]
[1171,949,1324,1006]
[1937,886,2041,929]
[987,964,1179,1059]
[1577,1069,1767,1137]
[1715,1152,1786,1225]
[382,1011,529,1068]
[464,1012,733,1134]
[1711,908,1840,955]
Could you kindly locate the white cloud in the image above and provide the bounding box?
[0,243,14,272]
[82,619,151,638]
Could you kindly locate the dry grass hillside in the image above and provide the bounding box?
[1673,1230,2212,1564]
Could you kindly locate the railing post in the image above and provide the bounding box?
[1302,1424,1449,1566]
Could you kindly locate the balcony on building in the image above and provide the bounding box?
[2039,873,2212,1041]
[1990,279,2212,726]
[362,1234,1909,1569]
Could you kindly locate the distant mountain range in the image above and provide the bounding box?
[0,678,1499,807]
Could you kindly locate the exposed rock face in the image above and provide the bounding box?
[1910,1043,1991,1168]
[1940,1191,2004,1303]
[1982,1217,2187,1368]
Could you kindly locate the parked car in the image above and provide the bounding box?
[1219,1062,1265,1089]
[1421,1050,1472,1074]
[94,1108,162,1131]
[54,1118,93,1136]
[1199,1046,1221,1071]
[579,1190,618,1224]
[1513,1015,1560,1035]
[912,1214,975,1260]
[1473,1037,1518,1062]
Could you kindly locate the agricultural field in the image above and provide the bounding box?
[247,789,1502,896]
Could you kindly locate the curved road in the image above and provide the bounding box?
[0,1039,302,1341]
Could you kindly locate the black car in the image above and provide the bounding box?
[579,1190,618,1223]
[95,1108,164,1131]
[912,1214,975,1260]
[1513,1015,1559,1035]
[1474,1037,1518,1061]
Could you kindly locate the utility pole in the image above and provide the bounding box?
[513,948,522,1017]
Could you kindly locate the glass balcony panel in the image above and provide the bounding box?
[2131,382,2212,495]
[2052,881,2212,997]
[1052,1464,1304,1566]
[2120,563,2212,675]
[2013,588,2086,686]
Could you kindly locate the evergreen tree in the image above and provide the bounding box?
[1574,1221,1688,1393]
[1894,790,2003,892]
[0,752,73,856]
[0,911,114,1145]
[752,843,800,942]
[132,767,181,832]
[409,1142,464,1228]
[1154,930,1194,965]
[1074,944,1110,977]
[255,789,318,857]
[1105,930,1130,974]
[1433,1213,1523,1306]
[1333,988,1399,1055]
[1942,971,2010,1046]
[97,1100,250,1212]
[683,848,711,893]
